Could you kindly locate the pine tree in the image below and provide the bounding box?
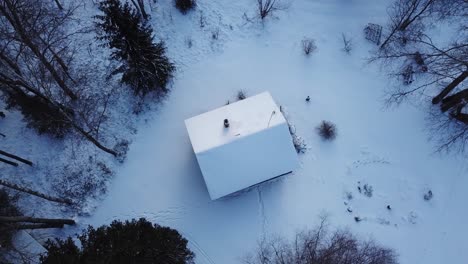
[95,0,175,97]
[40,218,194,263]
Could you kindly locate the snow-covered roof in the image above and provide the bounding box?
[185,91,299,200]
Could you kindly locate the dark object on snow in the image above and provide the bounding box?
[175,0,196,14]
[424,190,433,201]
[302,38,317,55]
[354,216,362,222]
[224,119,230,128]
[0,112,5,118]
[363,184,373,198]
[306,96,310,102]
[317,120,337,140]
[364,23,382,45]
[347,207,353,213]
[387,205,391,210]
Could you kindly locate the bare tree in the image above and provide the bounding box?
[0,0,79,100]
[244,217,398,264]
[371,0,468,152]
[0,0,118,156]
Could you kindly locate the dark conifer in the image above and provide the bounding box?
[95,0,175,96]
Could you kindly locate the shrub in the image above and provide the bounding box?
[40,218,194,264]
[244,218,399,264]
[302,38,317,55]
[237,90,247,100]
[175,0,196,14]
[317,120,337,140]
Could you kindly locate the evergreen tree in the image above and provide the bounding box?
[40,218,194,263]
[95,0,175,96]
[2,89,72,138]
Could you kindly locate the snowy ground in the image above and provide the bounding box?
[4,0,468,263]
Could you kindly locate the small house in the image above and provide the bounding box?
[185,92,299,200]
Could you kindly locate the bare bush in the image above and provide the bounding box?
[244,218,398,264]
[342,33,353,53]
[237,90,247,100]
[257,0,286,20]
[317,120,337,140]
[302,38,317,55]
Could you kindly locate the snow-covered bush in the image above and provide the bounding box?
[40,218,195,263]
[286,117,307,154]
[292,134,307,154]
[317,120,337,140]
[244,218,399,264]
[175,0,196,14]
[302,38,317,56]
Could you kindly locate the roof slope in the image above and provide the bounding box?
[185,92,285,154]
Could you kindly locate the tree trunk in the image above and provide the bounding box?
[0,216,75,225]
[0,179,73,205]
[16,223,66,229]
[441,88,468,112]
[0,157,18,167]
[53,0,63,10]
[432,71,468,104]
[71,123,117,156]
[0,150,33,166]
